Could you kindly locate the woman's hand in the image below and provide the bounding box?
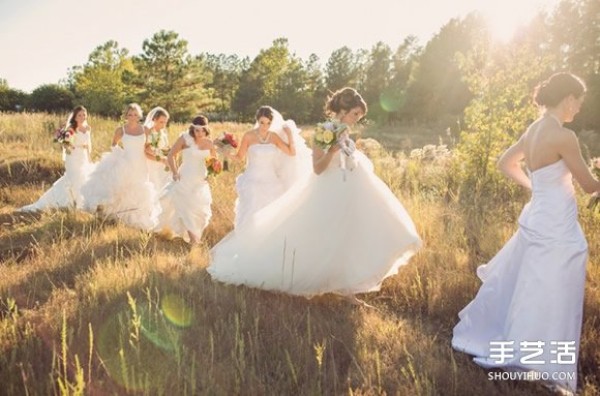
[327,143,341,155]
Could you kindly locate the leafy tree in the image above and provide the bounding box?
[28,84,74,112]
[272,56,316,122]
[304,54,327,121]
[456,43,550,213]
[202,53,249,119]
[404,13,487,122]
[232,38,292,120]
[362,42,393,122]
[386,36,421,123]
[70,40,134,117]
[324,47,359,91]
[544,0,600,129]
[132,30,213,121]
[0,79,28,111]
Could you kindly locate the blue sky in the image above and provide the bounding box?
[0,0,559,92]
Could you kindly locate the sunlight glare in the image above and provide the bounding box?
[477,0,557,43]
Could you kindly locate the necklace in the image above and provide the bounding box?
[256,130,270,144]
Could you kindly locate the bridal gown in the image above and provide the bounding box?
[209,149,422,297]
[81,128,159,230]
[20,131,94,211]
[147,129,171,193]
[275,120,313,191]
[155,133,212,242]
[234,142,285,228]
[452,159,587,393]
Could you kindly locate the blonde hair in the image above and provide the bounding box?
[123,103,143,120]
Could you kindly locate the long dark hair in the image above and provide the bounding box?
[69,106,87,130]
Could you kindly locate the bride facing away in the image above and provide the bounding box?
[452,72,597,394]
[208,87,422,301]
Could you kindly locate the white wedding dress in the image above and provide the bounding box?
[452,159,587,393]
[208,149,422,297]
[147,130,171,193]
[155,133,212,242]
[81,128,160,230]
[234,142,285,228]
[20,131,94,211]
[276,120,313,191]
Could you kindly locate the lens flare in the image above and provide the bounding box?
[139,305,182,351]
[379,89,405,112]
[161,293,193,328]
[97,306,177,391]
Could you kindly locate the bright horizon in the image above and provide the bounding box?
[1,0,560,92]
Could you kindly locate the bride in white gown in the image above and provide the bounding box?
[81,103,159,230]
[208,88,421,299]
[155,118,215,244]
[452,73,595,394]
[144,107,171,193]
[20,106,94,211]
[227,106,297,228]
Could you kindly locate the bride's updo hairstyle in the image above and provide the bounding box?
[255,106,275,121]
[533,72,586,108]
[188,115,210,138]
[325,87,367,117]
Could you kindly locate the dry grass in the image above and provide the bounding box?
[0,112,598,395]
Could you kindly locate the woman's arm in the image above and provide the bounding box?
[497,135,532,190]
[228,132,251,162]
[85,126,92,158]
[167,136,186,181]
[143,127,162,162]
[558,130,600,194]
[111,126,123,147]
[312,144,340,175]
[271,131,295,156]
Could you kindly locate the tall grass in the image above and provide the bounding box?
[0,112,598,395]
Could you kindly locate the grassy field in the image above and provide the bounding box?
[0,112,598,395]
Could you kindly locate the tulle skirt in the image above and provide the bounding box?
[156,177,212,242]
[20,148,94,211]
[81,147,160,230]
[209,152,422,297]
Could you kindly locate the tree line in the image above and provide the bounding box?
[0,0,597,129]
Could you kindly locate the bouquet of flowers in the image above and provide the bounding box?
[148,132,170,161]
[313,120,347,151]
[587,157,600,211]
[314,120,357,158]
[214,132,238,171]
[148,131,170,171]
[205,156,223,177]
[53,126,75,154]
